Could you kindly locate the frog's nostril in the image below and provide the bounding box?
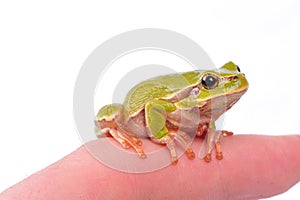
[229,76,238,81]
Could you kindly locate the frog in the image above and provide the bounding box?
[95,61,248,164]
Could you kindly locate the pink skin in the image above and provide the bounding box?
[1,135,300,199]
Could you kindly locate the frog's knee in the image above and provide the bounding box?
[96,104,123,121]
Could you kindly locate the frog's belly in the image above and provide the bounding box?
[123,110,149,138]
[123,100,229,137]
[167,92,244,129]
[166,106,225,129]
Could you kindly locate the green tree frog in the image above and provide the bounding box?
[95,61,248,164]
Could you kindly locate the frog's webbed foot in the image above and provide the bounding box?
[151,131,195,165]
[200,129,233,162]
[172,131,195,160]
[102,127,146,159]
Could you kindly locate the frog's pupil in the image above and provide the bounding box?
[202,75,218,90]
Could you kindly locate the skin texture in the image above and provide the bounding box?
[1,135,300,200]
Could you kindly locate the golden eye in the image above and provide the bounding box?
[201,74,219,90]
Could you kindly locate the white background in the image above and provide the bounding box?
[1,0,299,199]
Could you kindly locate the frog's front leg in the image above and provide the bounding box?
[145,100,195,164]
[200,122,233,162]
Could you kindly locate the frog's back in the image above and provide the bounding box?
[123,71,203,116]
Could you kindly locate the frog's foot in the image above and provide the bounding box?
[201,129,233,162]
[171,131,195,160]
[214,130,233,160]
[203,153,212,162]
[107,128,146,159]
[203,141,223,162]
[151,135,178,164]
[151,131,195,165]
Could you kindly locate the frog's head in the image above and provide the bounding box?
[178,61,248,112]
[194,61,249,111]
[200,61,248,95]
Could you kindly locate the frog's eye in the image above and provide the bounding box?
[236,65,241,72]
[201,74,219,90]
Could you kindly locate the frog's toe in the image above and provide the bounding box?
[152,131,195,164]
[121,141,131,149]
[120,132,146,158]
[221,130,233,136]
[108,129,130,148]
[204,153,212,162]
[133,138,143,146]
[201,139,224,162]
[215,141,223,160]
[166,138,179,165]
[123,132,143,146]
[171,158,178,165]
[109,129,146,158]
[186,147,195,160]
[216,152,223,160]
[172,131,195,160]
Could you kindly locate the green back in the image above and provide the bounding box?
[123,71,203,116]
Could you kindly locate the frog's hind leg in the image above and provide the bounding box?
[96,121,146,159]
[110,128,146,158]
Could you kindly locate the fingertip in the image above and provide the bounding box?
[1,135,299,199]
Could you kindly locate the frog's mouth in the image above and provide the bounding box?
[209,74,249,109]
[224,88,248,109]
[166,86,248,128]
[199,88,248,120]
